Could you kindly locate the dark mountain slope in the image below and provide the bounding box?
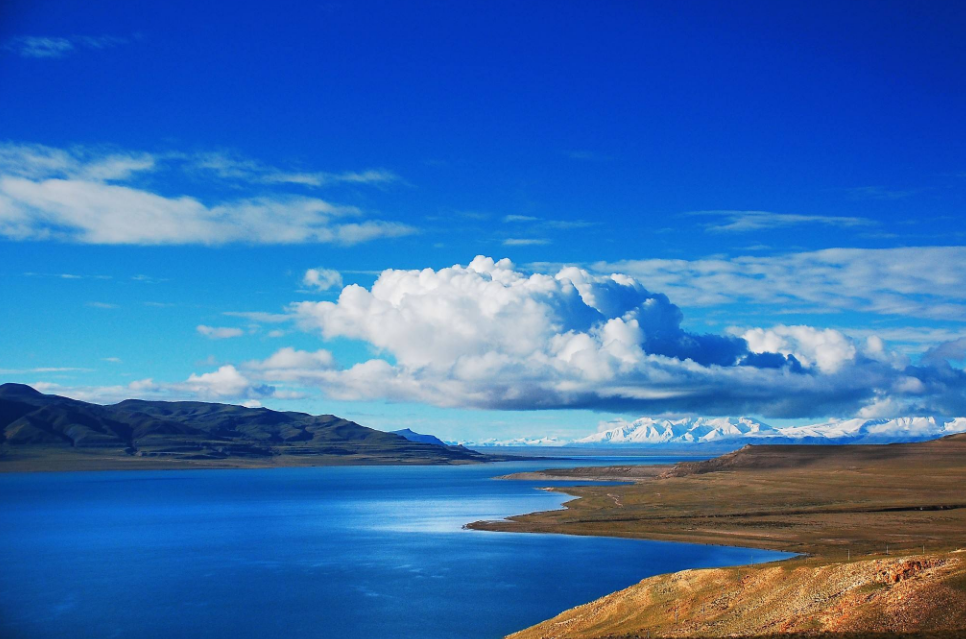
[391,428,448,447]
[0,383,498,471]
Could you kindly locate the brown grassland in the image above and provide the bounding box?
[469,435,966,638]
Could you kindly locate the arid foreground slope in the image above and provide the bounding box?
[507,553,966,638]
[470,435,966,638]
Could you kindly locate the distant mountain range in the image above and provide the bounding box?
[464,415,966,448]
[461,436,571,448]
[0,383,495,471]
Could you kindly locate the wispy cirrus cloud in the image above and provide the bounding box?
[197,325,245,339]
[595,247,966,321]
[846,185,918,201]
[503,238,551,246]
[24,271,160,283]
[0,143,400,189]
[187,151,402,188]
[3,35,132,59]
[689,210,873,233]
[0,367,91,374]
[0,143,155,181]
[498,214,594,247]
[222,311,292,324]
[502,214,594,230]
[0,143,416,245]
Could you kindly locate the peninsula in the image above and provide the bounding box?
[471,435,966,637]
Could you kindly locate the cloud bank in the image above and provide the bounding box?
[26,257,966,420]
[262,256,966,418]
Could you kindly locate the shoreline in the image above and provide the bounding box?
[473,437,966,637]
[468,482,809,560]
[0,449,533,473]
[468,483,806,557]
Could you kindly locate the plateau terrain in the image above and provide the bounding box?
[472,435,966,638]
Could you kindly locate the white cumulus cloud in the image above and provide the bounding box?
[243,348,337,384]
[302,268,343,291]
[27,256,966,420]
[183,365,268,399]
[741,325,857,373]
[278,256,960,418]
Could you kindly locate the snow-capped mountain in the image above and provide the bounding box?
[454,436,569,447]
[775,416,966,444]
[460,416,966,448]
[574,416,966,447]
[576,417,769,445]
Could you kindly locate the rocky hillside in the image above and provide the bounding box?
[509,553,966,638]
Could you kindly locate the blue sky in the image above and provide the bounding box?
[1,0,965,442]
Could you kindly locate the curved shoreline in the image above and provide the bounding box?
[467,483,802,556]
[474,438,966,637]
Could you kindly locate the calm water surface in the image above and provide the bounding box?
[0,457,792,639]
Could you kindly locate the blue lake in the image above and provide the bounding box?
[0,458,792,639]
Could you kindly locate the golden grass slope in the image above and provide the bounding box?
[508,553,966,639]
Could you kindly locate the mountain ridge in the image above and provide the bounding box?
[581,415,966,446]
[464,414,966,448]
[0,383,495,470]
[390,428,447,447]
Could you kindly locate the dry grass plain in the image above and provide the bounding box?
[469,435,966,638]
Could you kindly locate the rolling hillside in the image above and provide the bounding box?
[0,383,493,470]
